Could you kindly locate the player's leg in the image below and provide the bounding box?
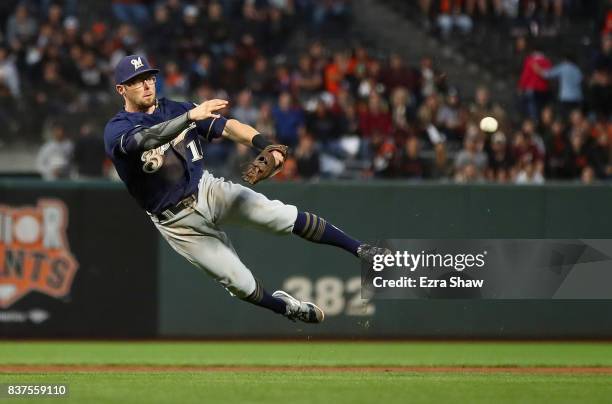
[152,211,323,323]
[203,172,389,261]
[290,211,391,260]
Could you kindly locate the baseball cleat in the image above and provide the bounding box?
[272,290,325,324]
[357,244,393,264]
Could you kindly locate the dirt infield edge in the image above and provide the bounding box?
[2,365,612,374]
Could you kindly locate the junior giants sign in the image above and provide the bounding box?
[0,200,78,308]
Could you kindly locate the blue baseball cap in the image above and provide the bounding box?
[114,54,159,84]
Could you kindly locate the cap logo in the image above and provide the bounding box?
[130,57,144,70]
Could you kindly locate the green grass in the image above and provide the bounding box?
[1,341,612,367]
[1,372,611,404]
[1,342,612,403]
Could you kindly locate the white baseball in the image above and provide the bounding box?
[480,116,499,133]
[480,117,499,133]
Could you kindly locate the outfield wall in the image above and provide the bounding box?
[1,180,612,338]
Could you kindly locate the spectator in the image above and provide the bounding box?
[436,88,468,144]
[273,63,292,95]
[72,123,105,178]
[0,80,19,144]
[581,165,596,184]
[350,46,371,82]
[390,86,417,135]
[419,57,446,98]
[292,54,323,102]
[231,89,259,127]
[44,4,64,32]
[245,56,274,99]
[163,61,188,99]
[454,132,487,180]
[431,142,451,179]
[32,61,75,120]
[255,102,276,139]
[112,0,150,26]
[372,138,398,178]
[235,33,260,71]
[312,0,350,29]
[437,0,473,37]
[272,92,304,146]
[0,46,20,97]
[336,102,362,158]
[324,51,352,95]
[176,5,206,62]
[164,0,185,25]
[515,155,545,184]
[512,128,544,181]
[468,86,506,129]
[486,131,514,181]
[6,4,38,45]
[419,0,434,26]
[216,56,244,95]
[538,105,555,136]
[206,1,232,57]
[359,92,393,139]
[520,118,546,155]
[518,45,552,120]
[36,123,73,180]
[356,58,383,99]
[306,99,340,145]
[382,53,420,95]
[394,136,428,179]
[418,93,448,146]
[455,162,484,183]
[266,6,291,55]
[591,34,611,73]
[544,120,572,178]
[145,5,178,59]
[77,50,108,104]
[589,126,612,179]
[587,67,612,120]
[294,131,320,179]
[190,53,213,89]
[536,54,584,115]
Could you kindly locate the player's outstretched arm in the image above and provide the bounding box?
[134,99,228,151]
[222,119,285,166]
[221,119,259,146]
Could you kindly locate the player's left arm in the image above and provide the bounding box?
[222,119,284,165]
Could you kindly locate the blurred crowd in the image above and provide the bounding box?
[0,0,610,184]
[417,0,597,37]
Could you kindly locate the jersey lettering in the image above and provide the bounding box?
[139,123,197,173]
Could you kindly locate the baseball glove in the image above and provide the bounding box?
[242,144,289,185]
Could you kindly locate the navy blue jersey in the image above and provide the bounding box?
[104,97,227,214]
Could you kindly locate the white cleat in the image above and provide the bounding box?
[272,290,325,324]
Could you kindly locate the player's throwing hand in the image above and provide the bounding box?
[188,99,229,121]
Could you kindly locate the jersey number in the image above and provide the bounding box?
[187,140,203,162]
[141,138,203,174]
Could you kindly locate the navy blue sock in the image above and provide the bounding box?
[243,279,286,314]
[292,211,361,256]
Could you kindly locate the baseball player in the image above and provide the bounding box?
[104,55,389,324]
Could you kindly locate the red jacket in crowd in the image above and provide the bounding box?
[518,52,552,92]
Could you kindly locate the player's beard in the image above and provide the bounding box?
[126,92,156,112]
